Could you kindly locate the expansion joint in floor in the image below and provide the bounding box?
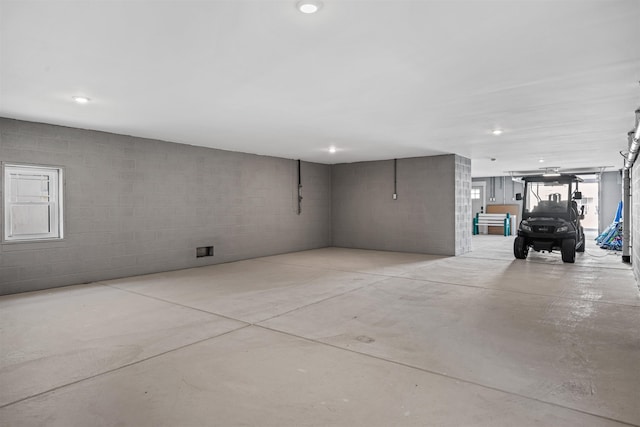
[254,324,640,427]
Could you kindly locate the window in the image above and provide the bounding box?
[471,188,480,200]
[3,163,64,242]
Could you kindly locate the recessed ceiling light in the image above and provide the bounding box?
[72,96,90,104]
[539,158,545,163]
[492,129,503,136]
[297,1,322,13]
[329,146,336,154]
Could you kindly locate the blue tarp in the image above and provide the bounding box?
[596,201,623,251]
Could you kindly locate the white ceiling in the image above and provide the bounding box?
[1,0,638,177]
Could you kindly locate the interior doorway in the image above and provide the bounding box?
[471,182,486,234]
[471,182,486,217]
[578,175,599,231]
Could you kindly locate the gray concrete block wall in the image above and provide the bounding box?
[455,155,472,255]
[0,118,331,295]
[331,155,463,256]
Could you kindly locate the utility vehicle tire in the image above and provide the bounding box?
[576,228,585,252]
[514,236,528,259]
[561,238,576,263]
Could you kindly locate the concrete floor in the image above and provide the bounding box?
[1,235,639,426]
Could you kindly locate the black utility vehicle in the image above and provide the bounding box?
[514,174,585,263]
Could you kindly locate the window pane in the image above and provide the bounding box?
[4,164,63,241]
[11,174,51,203]
[10,204,52,235]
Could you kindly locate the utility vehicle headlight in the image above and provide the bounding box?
[555,225,568,233]
[520,222,531,232]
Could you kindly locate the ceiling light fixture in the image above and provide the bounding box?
[297,1,322,13]
[72,96,90,104]
[329,146,336,154]
[539,158,545,163]
[492,129,503,136]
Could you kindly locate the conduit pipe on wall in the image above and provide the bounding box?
[493,177,496,201]
[297,159,302,215]
[393,159,398,200]
[489,177,495,202]
[502,176,506,203]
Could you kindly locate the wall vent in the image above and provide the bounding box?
[196,246,214,258]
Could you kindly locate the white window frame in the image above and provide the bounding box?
[3,163,64,242]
